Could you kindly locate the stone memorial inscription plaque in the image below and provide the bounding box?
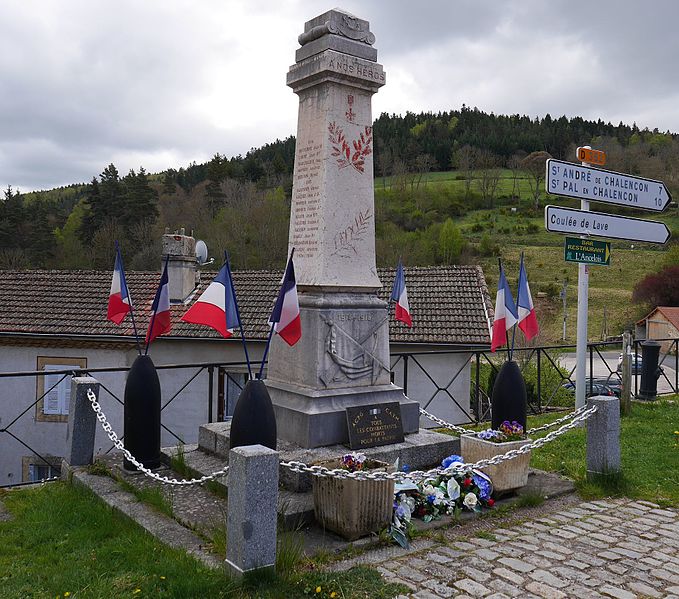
[346,402,404,449]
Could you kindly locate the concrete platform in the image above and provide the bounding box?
[197,421,460,492]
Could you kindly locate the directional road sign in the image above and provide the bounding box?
[545,205,671,244]
[564,236,610,266]
[576,146,606,166]
[546,159,672,212]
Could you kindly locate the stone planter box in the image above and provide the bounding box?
[312,459,394,540]
[460,435,531,493]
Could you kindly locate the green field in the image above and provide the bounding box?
[375,168,678,344]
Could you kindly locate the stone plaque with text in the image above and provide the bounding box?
[346,402,404,449]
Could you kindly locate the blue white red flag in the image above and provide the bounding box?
[269,252,301,346]
[107,244,131,325]
[490,263,518,352]
[390,260,412,327]
[181,262,238,338]
[517,254,539,341]
[145,259,171,345]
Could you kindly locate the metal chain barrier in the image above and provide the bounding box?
[419,404,591,436]
[87,389,229,486]
[281,405,597,481]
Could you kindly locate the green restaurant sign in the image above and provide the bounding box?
[564,236,611,266]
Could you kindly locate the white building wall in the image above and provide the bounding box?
[0,338,263,485]
[390,343,474,427]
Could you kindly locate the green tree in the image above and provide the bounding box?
[438,218,464,264]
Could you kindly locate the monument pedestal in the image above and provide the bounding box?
[266,292,419,448]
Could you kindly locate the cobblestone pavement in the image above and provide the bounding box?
[333,498,679,598]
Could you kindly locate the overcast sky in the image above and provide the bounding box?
[2,0,678,192]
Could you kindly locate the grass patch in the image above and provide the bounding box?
[514,491,546,508]
[528,398,679,505]
[475,530,497,541]
[169,443,190,478]
[0,483,406,598]
[117,478,175,519]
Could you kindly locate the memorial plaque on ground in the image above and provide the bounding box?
[564,236,610,266]
[346,402,404,449]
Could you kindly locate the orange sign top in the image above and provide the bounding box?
[576,146,606,166]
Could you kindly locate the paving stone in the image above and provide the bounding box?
[650,568,679,584]
[599,585,636,599]
[606,562,628,575]
[398,565,428,583]
[492,567,524,585]
[428,551,458,565]
[626,581,663,598]
[413,590,442,599]
[488,579,522,597]
[498,557,536,573]
[529,569,567,588]
[436,546,463,559]
[484,594,510,599]
[459,565,491,583]
[453,578,491,597]
[524,581,567,599]
[610,546,643,559]
[423,579,456,597]
[474,548,500,561]
[597,550,623,561]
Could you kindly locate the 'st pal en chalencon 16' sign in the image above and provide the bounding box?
[546,159,672,212]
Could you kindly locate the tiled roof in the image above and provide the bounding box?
[637,306,679,331]
[0,266,491,346]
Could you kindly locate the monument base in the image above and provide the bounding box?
[266,379,419,448]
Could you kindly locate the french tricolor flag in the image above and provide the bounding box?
[107,243,131,325]
[490,263,518,353]
[181,262,238,338]
[390,260,412,327]
[517,254,539,341]
[269,251,301,346]
[145,258,171,345]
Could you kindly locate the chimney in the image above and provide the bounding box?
[162,228,197,302]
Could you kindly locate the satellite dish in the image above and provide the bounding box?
[196,240,208,265]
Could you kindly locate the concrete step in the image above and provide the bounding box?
[197,421,461,492]
[160,444,315,529]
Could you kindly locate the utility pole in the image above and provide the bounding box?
[560,280,567,341]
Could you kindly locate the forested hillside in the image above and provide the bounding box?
[1,106,677,273]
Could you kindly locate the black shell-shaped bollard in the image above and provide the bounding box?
[123,354,161,470]
[229,379,277,451]
[491,360,527,432]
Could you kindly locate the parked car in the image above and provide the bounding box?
[562,379,617,398]
[616,352,643,374]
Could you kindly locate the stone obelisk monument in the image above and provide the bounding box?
[265,9,419,448]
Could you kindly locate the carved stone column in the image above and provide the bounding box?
[265,9,419,448]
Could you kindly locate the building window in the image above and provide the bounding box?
[22,455,61,482]
[35,356,87,423]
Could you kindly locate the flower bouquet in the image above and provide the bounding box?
[312,452,395,541]
[460,421,531,493]
[390,455,494,548]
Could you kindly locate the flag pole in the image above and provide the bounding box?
[144,256,169,356]
[499,257,510,362]
[258,248,295,379]
[509,252,522,362]
[116,240,142,357]
[225,251,253,380]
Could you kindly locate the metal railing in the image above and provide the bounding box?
[0,360,250,488]
[3,338,677,487]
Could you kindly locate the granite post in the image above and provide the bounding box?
[586,396,621,480]
[225,444,279,578]
[64,377,100,467]
[265,9,419,447]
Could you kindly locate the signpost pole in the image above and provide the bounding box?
[575,148,591,410]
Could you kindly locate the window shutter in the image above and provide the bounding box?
[43,365,71,415]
